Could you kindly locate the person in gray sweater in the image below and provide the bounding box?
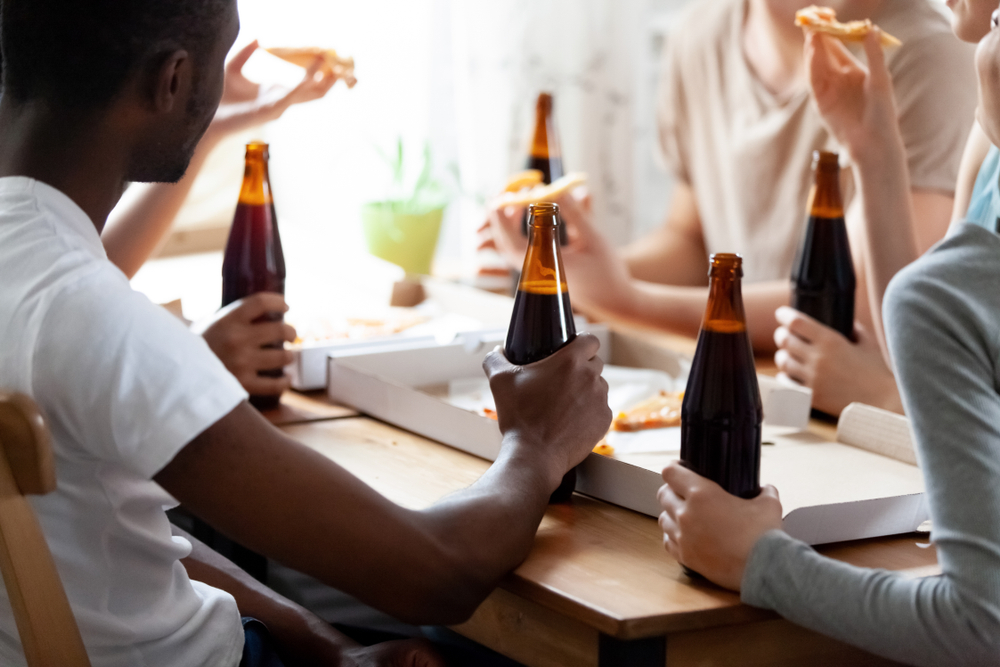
[658,1,1000,663]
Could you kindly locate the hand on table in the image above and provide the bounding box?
[343,639,446,667]
[804,29,900,158]
[658,463,783,591]
[773,306,903,415]
[206,40,343,142]
[484,333,611,484]
[268,602,445,667]
[192,292,297,395]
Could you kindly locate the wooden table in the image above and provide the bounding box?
[277,389,935,667]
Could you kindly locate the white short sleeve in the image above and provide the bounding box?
[32,267,248,478]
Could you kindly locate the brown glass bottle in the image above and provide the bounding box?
[222,142,287,411]
[681,254,762,502]
[790,151,856,340]
[520,92,567,245]
[505,202,577,502]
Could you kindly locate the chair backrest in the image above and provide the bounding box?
[0,392,90,667]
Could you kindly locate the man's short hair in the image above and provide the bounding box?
[1,0,231,110]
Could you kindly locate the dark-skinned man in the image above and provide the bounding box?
[0,1,612,666]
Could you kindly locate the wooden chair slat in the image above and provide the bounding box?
[0,393,89,667]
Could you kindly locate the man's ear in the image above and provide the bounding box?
[152,50,191,114]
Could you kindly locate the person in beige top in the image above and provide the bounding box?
[485,0,976,415]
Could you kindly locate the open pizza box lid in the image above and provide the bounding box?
[327,327,926,545]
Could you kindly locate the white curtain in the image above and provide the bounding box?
[167,0,691,281]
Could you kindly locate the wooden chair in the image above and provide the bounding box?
[0,392,89,667]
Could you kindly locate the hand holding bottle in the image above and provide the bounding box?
[804,29,900,162]
[194,292,297,397]
[483,335,611,491]
[773,306,903,415]
[658,462,783,591]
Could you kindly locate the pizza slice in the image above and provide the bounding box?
[265,47,358,88]
[611,390,684,432]
[498,172,587,207]
[795,6,901,48]
[504,170,544,193]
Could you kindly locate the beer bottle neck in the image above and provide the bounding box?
[703,268,747,333]
[530,94,559,159]
[808,165,843,219]
[518,214,567,295]
[239,147,273,206]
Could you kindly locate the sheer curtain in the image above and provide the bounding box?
[165,0,691,283]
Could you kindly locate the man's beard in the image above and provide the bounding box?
[125,76,215,184]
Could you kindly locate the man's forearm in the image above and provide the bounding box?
[412,435,557,605]
[157,404,569,625]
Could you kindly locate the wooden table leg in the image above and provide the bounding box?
[598,634,666,667]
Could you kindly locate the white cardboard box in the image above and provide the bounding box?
[287,279,516,390]
[323,329,930,545]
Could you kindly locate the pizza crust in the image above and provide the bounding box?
[265,47,358,88]
[795,5,901,48]
[611,390,685,432]
[498,172,588,207]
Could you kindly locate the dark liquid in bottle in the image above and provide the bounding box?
[505,290,576,366]
[526,154,563,186]
[222,202,286,411]
[791,215,855,340]
[681,329,762,500]
[505,290,577,501]
[680,327,762,579]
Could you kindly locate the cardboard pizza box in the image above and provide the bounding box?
[320,329,925,545]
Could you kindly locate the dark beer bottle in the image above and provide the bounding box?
[790,151,856,340]
[520,92,567,244]
[222,142,287,411]
[505,202,577,502]
[681,254,762,501]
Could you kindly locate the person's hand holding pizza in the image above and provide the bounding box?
[205,40,346,144]
[804,28,901,161]
[480,199,529,270]
[479,172,588,270]
[551,187,640,322]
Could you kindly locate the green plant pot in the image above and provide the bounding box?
[361,202,445,276]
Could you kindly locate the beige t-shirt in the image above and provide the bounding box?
[657,0,977,283]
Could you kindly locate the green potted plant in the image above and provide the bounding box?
[362,139,453,283]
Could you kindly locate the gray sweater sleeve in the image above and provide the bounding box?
[740,224,1000,666]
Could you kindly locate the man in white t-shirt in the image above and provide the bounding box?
[0,2,612,666]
